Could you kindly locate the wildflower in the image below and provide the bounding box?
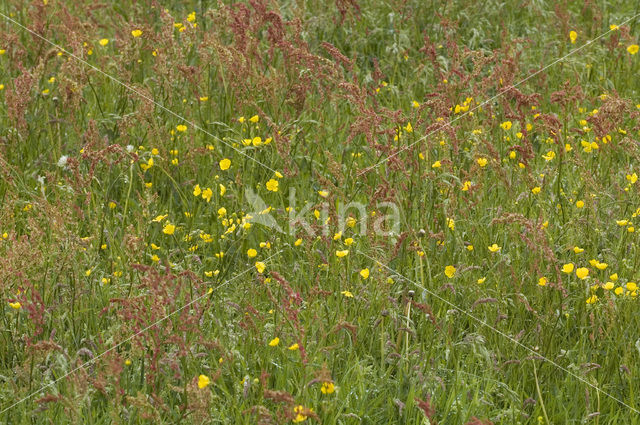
[532,186,541,194]
[255,261,266,273]
[412,100,420,108]
[576,267,589,279]
[360,268,370,279]
[219,184,226,196]
[595,262,608,270]
[321,382,335,394]
[269,337,280,346]
[627,173,638,184]
[336,250,349,258]
[616,219,629,226]
[318,190,329,197]
[562,263,574,274]
[576,200,584,208]
[538,277,547,286]
[488,243,501,253]
[477,277,486,284]
[586,295,598,304]
[477,157,488,167]
[500,121,512,130]
[152,214,167,223]
[219,158,231,170]
[176,124,187,132]
[202,188,213,202]
[249,115,259,123]
[197,374,211,389]
[131,29,143,38]
[509,151,517,159]
[294,238,303,246]
[293,405,311,423]
[404,122,413,133]
[573,246,584,254]
[627,282,638,292]
[247,248,257,258]
[445,217,455,231]
[266,179,279,192]
[610,273,618,281]
[99,38,109,46]
[628,44,639,55]
[163,223,176,235]
[444,265,456,278]
[193,184,201,197]
[542,151,556,161]
[604,281,615,290]
[9,301,21,309]
[461,181,472,191]
[344,238,354,246]
[341,290,353,298]
[288,343,299,351]
[569,30,577,44]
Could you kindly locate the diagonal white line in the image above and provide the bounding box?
[0,12,277,174]
[357,249,640,414]
[357,13,640,177]
[0,250,282,414]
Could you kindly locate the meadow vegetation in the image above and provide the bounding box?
[1,0,640,423]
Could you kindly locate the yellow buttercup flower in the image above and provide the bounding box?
[336,250,349,258]
[576,267,589,279]
[255,262,266,273]
[219,158,231,170]
[627,44,639,55]
[266,179,279,192]
[359,268,369,279]
[321,381,335,394]
[477,157,488,167]
[444,265,456,278]
[201,188,213,202]
[162,223,176,235]
[131,29,143,38]
[488,243,501,253]
[268,337,279,346]
[538,277,547,286]
[562,263,574,274]
[500,121,512,130]
[99,38,109,46]
[197,374,210,389]
[569,30,577,44]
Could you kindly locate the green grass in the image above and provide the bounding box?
[1,0,640,423]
